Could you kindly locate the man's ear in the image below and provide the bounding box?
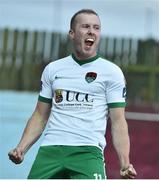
[69,29,74,39]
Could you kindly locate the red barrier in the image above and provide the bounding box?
[105,106,159,178]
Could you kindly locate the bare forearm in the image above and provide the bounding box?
[17,112,46,152]
[111,119,130,169]
[109,108,137,178]
[17,111,47,153]
[8,101,51,164]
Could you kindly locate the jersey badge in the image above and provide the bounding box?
[55,89,63,103]
[122,87,127,98]
[85,72,97,83]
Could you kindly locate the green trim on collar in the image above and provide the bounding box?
[72,53,99,65]
[108,102,126,108]
[38,95,52,104]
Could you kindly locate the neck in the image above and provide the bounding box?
[73,50,97,60]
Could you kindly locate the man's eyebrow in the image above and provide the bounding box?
[81,23,100,26]
[94,24,100,27]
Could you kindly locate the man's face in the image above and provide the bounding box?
[69,13,101,58]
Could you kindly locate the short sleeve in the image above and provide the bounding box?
[39,64,52,103]
[106,67,126,108]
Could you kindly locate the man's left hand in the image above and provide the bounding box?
[120,164,137,179]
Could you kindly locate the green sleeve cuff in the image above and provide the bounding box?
[38,95,52,104]
[108,102,126,108]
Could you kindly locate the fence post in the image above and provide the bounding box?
[137,39,159,102]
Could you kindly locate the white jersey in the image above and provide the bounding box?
[39,54,126,150]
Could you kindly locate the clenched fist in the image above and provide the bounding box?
[8,147,24,164]
[120,164,137,179]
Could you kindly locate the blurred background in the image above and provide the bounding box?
[0,0,159,178]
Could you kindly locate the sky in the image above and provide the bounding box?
[0,0,159,39]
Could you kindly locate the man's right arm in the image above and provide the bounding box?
[8,101,51,164]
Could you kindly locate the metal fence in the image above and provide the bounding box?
[0,28,159,105]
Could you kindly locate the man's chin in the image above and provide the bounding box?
[84,45,94,51]
[82,51,96,58]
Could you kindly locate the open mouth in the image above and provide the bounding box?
[85,38,94,47]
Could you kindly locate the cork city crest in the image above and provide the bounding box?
[85,72,97,83]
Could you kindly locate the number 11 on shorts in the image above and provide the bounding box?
[93,173,102,179]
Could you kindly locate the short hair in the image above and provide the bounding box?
[70,9,99,30]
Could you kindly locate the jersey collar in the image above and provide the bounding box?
[71,53,99,65]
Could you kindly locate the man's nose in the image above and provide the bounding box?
[87,27,94,35]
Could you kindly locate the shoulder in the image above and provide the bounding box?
[47,55,72,69]
[97,55,123,75]
[42,55,72,78]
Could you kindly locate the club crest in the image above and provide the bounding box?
[85,72,97,83]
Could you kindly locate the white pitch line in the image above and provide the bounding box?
[125,112,159,122]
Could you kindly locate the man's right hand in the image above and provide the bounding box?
[8,147,24,164]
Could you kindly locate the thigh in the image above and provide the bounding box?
[28,146,65,179]
[65,146,106,179]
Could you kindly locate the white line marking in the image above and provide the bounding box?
[125,112,159,122]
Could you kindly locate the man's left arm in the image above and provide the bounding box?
[109,107,137,179]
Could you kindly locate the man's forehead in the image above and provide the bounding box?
[75,13,100,25]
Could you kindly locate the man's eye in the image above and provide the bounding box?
[94,26,100,30]
[82,24,89,28]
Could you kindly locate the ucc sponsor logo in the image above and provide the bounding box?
[55,89,93,104]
